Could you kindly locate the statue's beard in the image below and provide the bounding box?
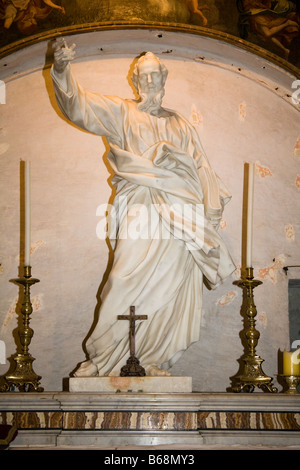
[137,88,165,115]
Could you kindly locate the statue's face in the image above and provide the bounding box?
[137,60,164,94]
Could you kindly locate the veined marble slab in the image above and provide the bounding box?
[1,392,300,448]
[68,376,192,393]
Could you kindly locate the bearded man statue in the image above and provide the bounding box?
[51,40,235,377]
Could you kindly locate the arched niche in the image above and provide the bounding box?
[0,28,299,391]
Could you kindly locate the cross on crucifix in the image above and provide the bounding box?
[118,306,147,357]
[117,306,148,376]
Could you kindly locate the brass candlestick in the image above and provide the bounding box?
[278,375,300,394]
[230,267,277,393]
[0,266,43,392]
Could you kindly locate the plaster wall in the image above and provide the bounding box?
[0,30,299,391]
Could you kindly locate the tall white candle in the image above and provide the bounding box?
[246,162,254,267]
[24,161,31,266]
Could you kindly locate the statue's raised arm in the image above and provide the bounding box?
[50,40,123,142]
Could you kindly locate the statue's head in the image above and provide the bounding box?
[132,52,168,95]
[131,52,168,113]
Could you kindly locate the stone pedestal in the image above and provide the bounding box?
[68,376,192,393]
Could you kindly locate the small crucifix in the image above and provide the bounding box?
[117,306,148,377]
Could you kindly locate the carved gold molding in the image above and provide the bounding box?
[0,21,299,78]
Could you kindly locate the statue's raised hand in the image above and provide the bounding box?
[54,38,76,73]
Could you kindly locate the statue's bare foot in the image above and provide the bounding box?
[74,360,98,377]
[148,365,171,376]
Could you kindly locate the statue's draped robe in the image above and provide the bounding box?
[51,65,235,375]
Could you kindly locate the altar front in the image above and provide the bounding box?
[1,391,299,448]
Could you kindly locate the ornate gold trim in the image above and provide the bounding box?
[0,21,299,78]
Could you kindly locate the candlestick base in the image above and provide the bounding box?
[231,355,277,393]
[277,374,300,394]
[230,267,277,393]
[0,266,43,393]
[0,354,43,392]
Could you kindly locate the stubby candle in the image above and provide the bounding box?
[24,161,31,267]
[246,162,254,267]
[283,350,300,376]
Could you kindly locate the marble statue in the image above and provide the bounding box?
[51,39,235,377]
